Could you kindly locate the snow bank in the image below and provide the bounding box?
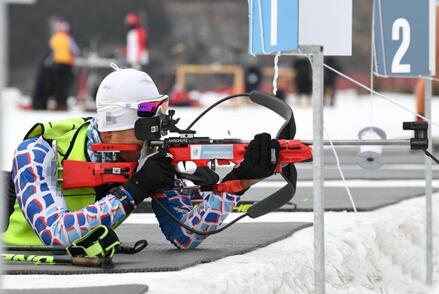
[151,195,439,294]
[3,195,438,293]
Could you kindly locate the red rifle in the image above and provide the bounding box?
[62,92,307,229]
[161,139,312,193]
[61,140,312,192]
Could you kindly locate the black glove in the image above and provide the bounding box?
[123,150,176,204]
[223,133,280,183]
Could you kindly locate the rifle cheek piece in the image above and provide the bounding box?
[135,110,195,141]
[135,116,162,141]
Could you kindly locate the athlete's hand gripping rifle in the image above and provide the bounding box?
[62,92,311,220]
[146,137,312,193]
[135,91,312,218]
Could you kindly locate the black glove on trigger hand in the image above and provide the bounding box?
[123,149,176,205]
[223,132,280,183]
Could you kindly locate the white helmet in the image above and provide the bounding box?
[96,66,163,132]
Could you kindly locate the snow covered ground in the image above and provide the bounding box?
[2,196,438,294]
[1,88,439,293]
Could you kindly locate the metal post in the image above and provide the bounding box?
[310,45,325,294]
[424,78,433,285]
[301,139,410,146]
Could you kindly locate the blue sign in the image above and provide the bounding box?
[249,0,299,55]
[190,145,234,160]
[374,0,435,77]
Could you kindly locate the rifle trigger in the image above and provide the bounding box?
[176,167,219,189]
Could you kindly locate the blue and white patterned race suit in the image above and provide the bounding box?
[11,118,240,249]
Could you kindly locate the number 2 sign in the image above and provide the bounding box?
[374,0,436,77]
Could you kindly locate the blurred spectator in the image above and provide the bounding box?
[323,57,342,107]
[245,65,262,93]
[415,80,425,121]
[32,51,54,110]
[274,88,286,101]
[170,85,200,107]
[292,57,312,107]
[414,79,439,122]
[49,18,79,110]
[125,13,149,69]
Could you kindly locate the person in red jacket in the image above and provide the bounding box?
[125,13,149,69]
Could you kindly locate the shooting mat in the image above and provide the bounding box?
[4,285,148,294]
[4,222,311,275]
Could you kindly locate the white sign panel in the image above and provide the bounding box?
[298,0,353,56]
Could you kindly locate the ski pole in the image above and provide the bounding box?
[2,253,113,269]
[5,245,66,253]
[5,239,147,255]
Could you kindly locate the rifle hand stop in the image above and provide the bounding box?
[403,121,428,150]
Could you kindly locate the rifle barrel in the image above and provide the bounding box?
[301,139,410,146]
[150,139,411,147]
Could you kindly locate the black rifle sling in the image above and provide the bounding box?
[186,91,298,218]
[246,92,298,218]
